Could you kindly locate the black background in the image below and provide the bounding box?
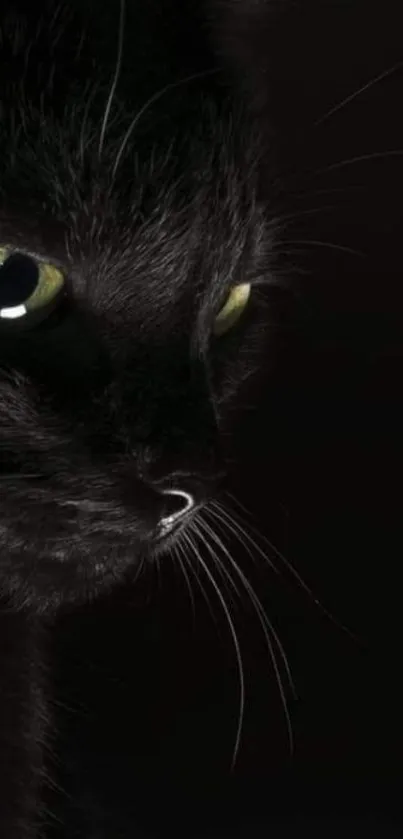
[51,2,403,836]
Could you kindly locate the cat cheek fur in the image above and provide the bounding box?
[0,1,282,834]
[0,0,274,615]
[0,366,220,613]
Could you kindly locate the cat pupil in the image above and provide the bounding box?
[0,253,38,308]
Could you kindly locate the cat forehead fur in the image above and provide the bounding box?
[0,0,273,613]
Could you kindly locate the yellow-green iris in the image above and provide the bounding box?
[213,283,251,337]
[0,246,65,322]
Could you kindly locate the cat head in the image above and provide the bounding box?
[0,1,276,613]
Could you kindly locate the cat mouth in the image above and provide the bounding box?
[154,506,199,554]
[158,514,189,541]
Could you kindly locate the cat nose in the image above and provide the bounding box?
[160,488,195,532]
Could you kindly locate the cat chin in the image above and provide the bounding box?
[0,493,202,614]
[1,550,148,616]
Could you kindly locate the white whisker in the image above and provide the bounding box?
[111,68,217,179]
[266,184,370,232]
[225,492,358,641]
[131,556,145,590]
[226,491,318,587]
[98,0,126,158]
[154,551,163,595]
[208,500,278,573]
[312,149,403,178]
[279,238,364,258]
[173,543,196,624]
[79,83,100,165]
[182,529,245,770]
[197,515,295,750]
[179,537,220,630]
[314,59,403,128]
[191,520,241,606]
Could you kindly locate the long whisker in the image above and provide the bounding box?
[226,491,324,590]
[98,0,126,158]
[154,551,163,595]
[197,515,295,753]
[181,545,220,633]
[269,174,377,221]
[312,149,403,178]
[278,238,365,258]
[173,543,196,624]
[266,203,344,229]
[179,543,220,629]
[191,520,242,603]
[206,505,261,569]
[182,529,245,770]
[130,556,146,591]
[314,59,403,128]
[80,83,101,165]
[225,492,358,641]
[199,516,293,687]
[208,501,278,573]
[111,68,217,179]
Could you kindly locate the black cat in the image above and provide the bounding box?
[2,1,402,837]
[0,1,279,835]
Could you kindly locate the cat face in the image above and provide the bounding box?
[0,1,272,613]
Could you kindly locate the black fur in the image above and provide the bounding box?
[0,1,278,834]
[0,1,275,612]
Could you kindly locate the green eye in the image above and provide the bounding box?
[0,246,65,325]
[213,283,251,337]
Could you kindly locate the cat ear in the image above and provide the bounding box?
[206,2,290,195]
[207,1,280,126]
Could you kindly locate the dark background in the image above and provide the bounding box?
[51,2,402,836]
